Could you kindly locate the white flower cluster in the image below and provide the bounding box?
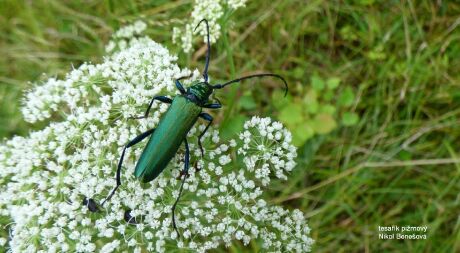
[0,22,313,252]
[22,23,192,124]
[239,117,297,185]
[173,0,248,52]
[113,20,147,39]
[105,20,148,53]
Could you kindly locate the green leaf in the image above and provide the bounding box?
[342,112,359,126]
[338,87,355,107]
[323,90,334,101]
[271,89,290,109]
[366,45,386,60]
[340,25,358,41]
[304,90,318,114]
[278,103,303,125]
[306,101,319,114]
[293,67,304,79]
[293,122,314,146]
[239,93,257,110]
[310,113,336,134]
[320,104,336,115]
[304,89,318,102]
[311,75,325,91]
[327,77,341,90]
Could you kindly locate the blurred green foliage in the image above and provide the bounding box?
[1,0,460,252]
[276,74,358,145]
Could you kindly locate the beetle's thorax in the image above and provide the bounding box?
[185,81,213,105]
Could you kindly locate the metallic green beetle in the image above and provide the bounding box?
[87,19,288,236]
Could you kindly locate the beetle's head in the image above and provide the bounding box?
[189,19,289,104]
[187,80,213,103]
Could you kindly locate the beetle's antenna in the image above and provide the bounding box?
[194,19,211,83]
[212,73,288,96]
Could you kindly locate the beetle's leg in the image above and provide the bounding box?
[101,128,156,207]
[204,96,222,109]
[131,95,172,120]
[172,138,190,238]
[197,113,213,163]
[203,103,222,109]
[175,79,186,94]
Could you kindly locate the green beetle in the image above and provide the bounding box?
[86,19,288,236]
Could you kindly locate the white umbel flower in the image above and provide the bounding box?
[173,0,249,52]
[0,21,313,252]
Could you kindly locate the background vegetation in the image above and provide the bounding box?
[1,0,460,252]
